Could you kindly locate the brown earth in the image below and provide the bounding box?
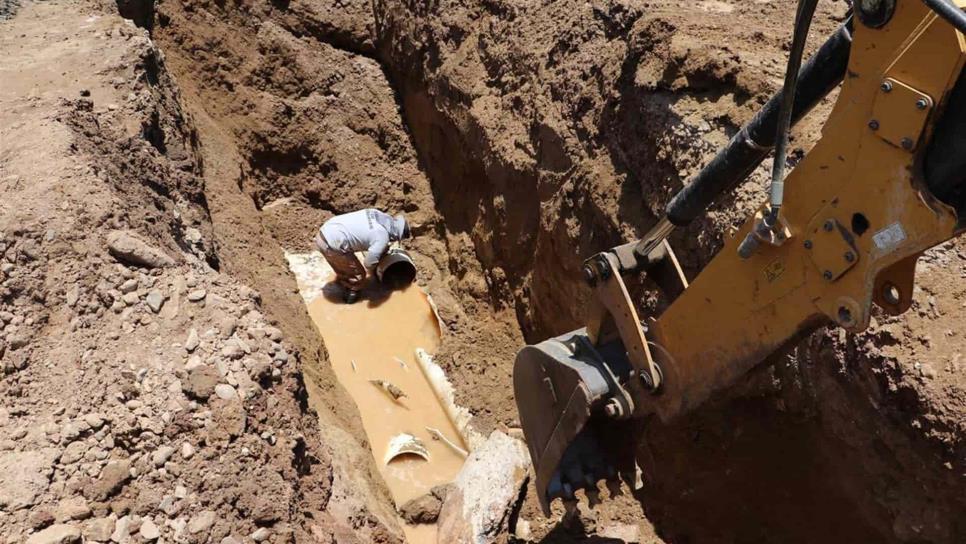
[2,0,965,543]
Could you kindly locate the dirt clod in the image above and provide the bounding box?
[399,492,443,524]
[105,230,176,269]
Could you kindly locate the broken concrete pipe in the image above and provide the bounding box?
[377,248,417,288]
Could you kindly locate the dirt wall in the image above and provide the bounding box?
[7,0,962,543]
[369,1,966,542]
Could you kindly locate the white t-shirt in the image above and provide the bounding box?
[320,209,405,270]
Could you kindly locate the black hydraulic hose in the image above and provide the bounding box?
[768,0,820,219]
[665,16,854,227]
[923,0,966,34]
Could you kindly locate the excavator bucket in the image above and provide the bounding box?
[513,328,640,514]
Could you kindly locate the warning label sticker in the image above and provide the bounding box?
[873,222,907,253]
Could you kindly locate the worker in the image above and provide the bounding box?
[314,209,410,304]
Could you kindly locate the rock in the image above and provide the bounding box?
[251,527,271,542]
[60,441,89,465]
[118,279,138,294]
[209,399,247,441]
[29,508,55,529]
[121,292,139,306]
[87,459,131,501]
[214,383,237,400]
[181,442,195,459]
[83,517,115,541]
[182,365,220,400]
[83,413,105,430]
[187,289,207,302]
[139,518,160,540]
[221,340,244,360]
[436,432,529,544]
[145,290,165,313]
[220,537,242,544]
[218,317,237,339]
[184,328,199,352]
[151,446,175,467]
[62,420,89,443]
[184,355,204,371]
[26,524,81,544]
[105,231,175,269]
[57,497,92,521]
[8,333,28,350]
[0,449,59,510]
[264,326,283,342]
[187,510,215,534]
[111,515,131,542]
[66,285,80,306]
[399,492,443,524]
[249,359,272,382]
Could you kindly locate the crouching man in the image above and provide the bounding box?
[314,208,410,304]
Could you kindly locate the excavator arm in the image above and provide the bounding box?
[513,0,966,514]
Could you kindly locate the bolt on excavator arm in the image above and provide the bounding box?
[514,0,966,515]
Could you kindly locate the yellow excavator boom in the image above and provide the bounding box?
[513,0,966,514]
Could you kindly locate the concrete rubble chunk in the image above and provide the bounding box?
[0,449,59,510]
[26,523,81,544]
[105,230,175,269]
[436,431,530,544]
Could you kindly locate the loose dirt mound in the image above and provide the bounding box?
[0,2,399,542]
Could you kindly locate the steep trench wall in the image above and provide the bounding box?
[370,0,966,542]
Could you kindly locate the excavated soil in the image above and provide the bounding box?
[2,0,965,543]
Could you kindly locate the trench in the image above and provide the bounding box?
[286,251,469,543]
[133,1,947,543]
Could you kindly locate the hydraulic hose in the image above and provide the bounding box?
[665,16,853,227]
[768,0,820,219]
[923,0,966,34]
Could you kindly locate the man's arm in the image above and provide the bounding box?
[363,230,390,271]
